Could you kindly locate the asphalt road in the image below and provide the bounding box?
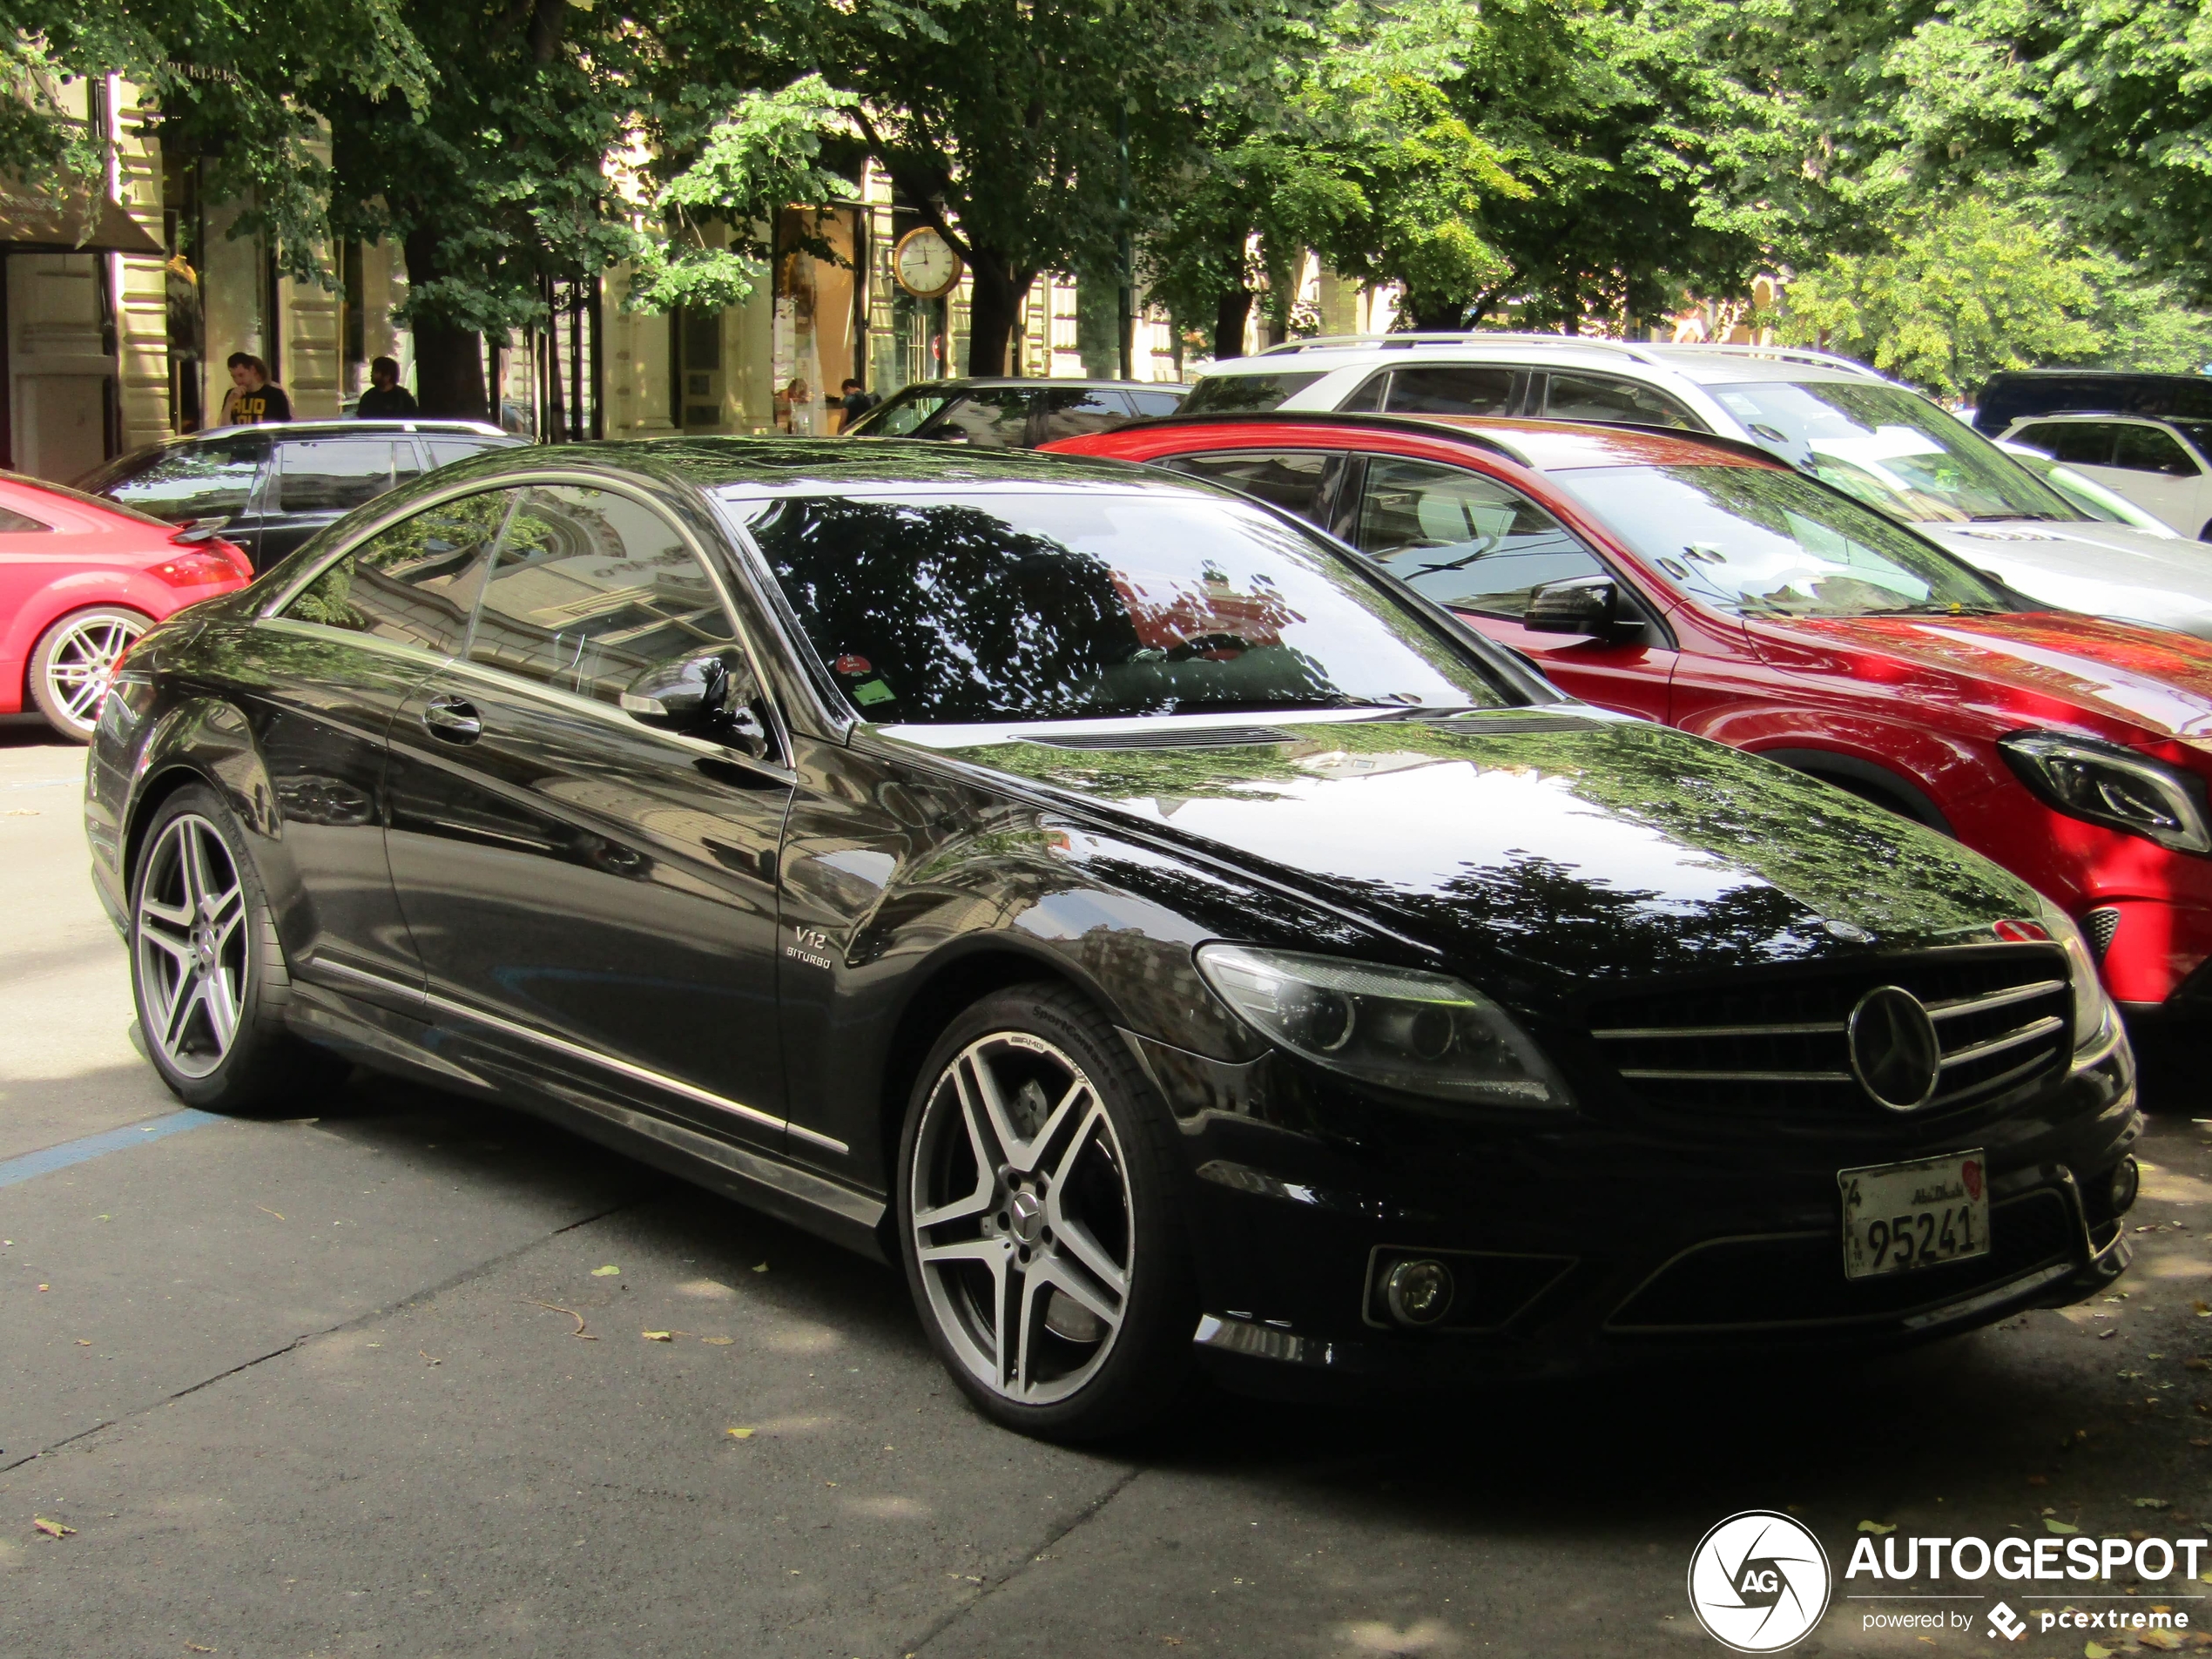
[2,722,2207,1659]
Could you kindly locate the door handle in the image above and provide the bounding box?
[422,694,482,742]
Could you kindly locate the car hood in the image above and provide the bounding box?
[1919,518,2212,639]
[913,711,2047,994]
[1749,610,2212,744]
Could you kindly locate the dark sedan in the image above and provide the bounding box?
[78,419,521,571]
[85,440,2140,1439]
[843,379,1186,447]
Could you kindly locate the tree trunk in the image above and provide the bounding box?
[403,228,488,421]
[965,256,1033,377]
[1213,287,1253,361]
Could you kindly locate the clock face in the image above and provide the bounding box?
[894,229,962,298]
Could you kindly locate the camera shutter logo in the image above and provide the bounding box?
[1988,1601,2027,1642]
[1687,1511,1832,1652]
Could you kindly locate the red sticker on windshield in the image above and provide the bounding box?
[833,653,872,675]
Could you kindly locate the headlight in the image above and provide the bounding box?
[2000,731,2212,853]
[1194,943,1572,1107]
[2038,904,2115,1052]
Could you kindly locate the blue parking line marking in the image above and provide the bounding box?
[0,1109,221,1191]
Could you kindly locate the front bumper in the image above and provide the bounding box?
[1131,1030,2141,1398]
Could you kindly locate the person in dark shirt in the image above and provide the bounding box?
[838,378,876,430]
[354,356,418,418]
[220,353,292,425]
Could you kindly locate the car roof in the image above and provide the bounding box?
[1103,410,1784,472]
[884,379,1190,394]
[2004,410,2175,424]
[1199,335,1888,388]
[467,435,1169,495]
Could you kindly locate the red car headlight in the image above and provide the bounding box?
[1999,730,2212,854]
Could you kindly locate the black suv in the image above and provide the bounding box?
[78,421,523,571]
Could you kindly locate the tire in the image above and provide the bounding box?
[895,983,1196,1441]
[27,604,147,741]
[128,783,327,1114]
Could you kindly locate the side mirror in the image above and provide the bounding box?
[1522,576,1646,644]
[620,650,772,759]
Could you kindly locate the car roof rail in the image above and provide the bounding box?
[1653,342,1891,381]
[1251,332,1669,365]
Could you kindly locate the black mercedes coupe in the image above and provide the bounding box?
[84,439,2141,1439]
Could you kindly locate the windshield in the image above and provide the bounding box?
[1180,371,1328,415]
[1551,463,2017,620]
[1710,381,2077,524]
[731,487,1514,724]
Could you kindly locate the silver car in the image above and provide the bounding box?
[1186,336,2212,639]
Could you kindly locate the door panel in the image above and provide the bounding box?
[383,483,792,1142]
[250,486,514,989]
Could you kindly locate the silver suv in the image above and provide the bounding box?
[1185,335,2212,638]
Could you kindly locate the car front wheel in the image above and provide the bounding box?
[897,984,1195,1440]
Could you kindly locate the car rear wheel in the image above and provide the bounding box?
[28,604,145,741]
[130,784,328,1113]
[897,984,1195,1440]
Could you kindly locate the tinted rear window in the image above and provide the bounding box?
[83,438,265,523]
[1180,372,1327,414]
[731,488,1511,724]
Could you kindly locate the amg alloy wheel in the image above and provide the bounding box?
[899,987,1193,1440]
[129,784,329,1112]
[30,605,144,740]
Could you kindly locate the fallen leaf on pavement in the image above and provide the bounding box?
[75,1339,89,1346]
[642,1331,672,1342]
[419,1350,442,1366]
[2101,1330,2120,1340]
[2135,1497,2172,1509]
[2047,1518,2080,1534]
[527,1299,598,1339]
[2192,1439,2212,1448]
[752,1262,769,1273]
[37,1284,47,1291]
[2087,1643,2113,1659]
[700,1337,733,1345]
[186,1645,215,1653]
[1858,1521,1897,1534]
[726,1427,754,1439]
[2030,1474,2050,1486]
[2197,1301,2211,1317]
[32,1517,75,1537]
[2189,1359,2211,1372]
[590,1265,619,1278]
[2141,1633,2184,1652]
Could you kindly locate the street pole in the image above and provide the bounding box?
[1117,105,1134,381]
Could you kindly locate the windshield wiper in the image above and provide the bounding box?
[1970,511,2062,522]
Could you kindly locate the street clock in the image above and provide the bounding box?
[893,227,963,299]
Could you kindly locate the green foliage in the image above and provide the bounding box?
[1780,197,2212,397]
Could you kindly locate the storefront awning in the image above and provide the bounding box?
[0,183,164,255]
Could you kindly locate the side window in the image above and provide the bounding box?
[426,440,497,469]
[274,440,411,514]
[281,488,516,654]
[1036,388,1135,442]
[1542,373,1695,428]
[1126,389,1185,416]
[1161,450,1342,526]
[98,438,266,523]
[923,390,1035,447]
[469,485,737,706]
[1353,457,1606,618]
[1336,373,1388,413]
[1384,366,1516,417]
[2112,424,2198,475]
[867,390,953,435]
[2013,422,2113,466]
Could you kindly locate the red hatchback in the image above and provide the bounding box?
[1049,413,2212,1026]
[0,471,251,740]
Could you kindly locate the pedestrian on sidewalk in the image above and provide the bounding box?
[354,356,418,418]
[219,353,293,425]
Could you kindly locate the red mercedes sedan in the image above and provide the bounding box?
[1048,413,2212,1028]
[0,472,251,740]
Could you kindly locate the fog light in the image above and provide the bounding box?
[2109,1156,2140,1217]
[1384,1258,1455,1326]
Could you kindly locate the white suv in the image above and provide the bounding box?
[1997,412,2212,539]
[1184,334,2212,638]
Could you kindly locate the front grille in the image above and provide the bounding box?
[1608,1188,2076,1331]
[1588,947,2071,1125]
[2084,907,2121,960]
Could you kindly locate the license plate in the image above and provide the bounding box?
[1838,1151,1990,1280]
